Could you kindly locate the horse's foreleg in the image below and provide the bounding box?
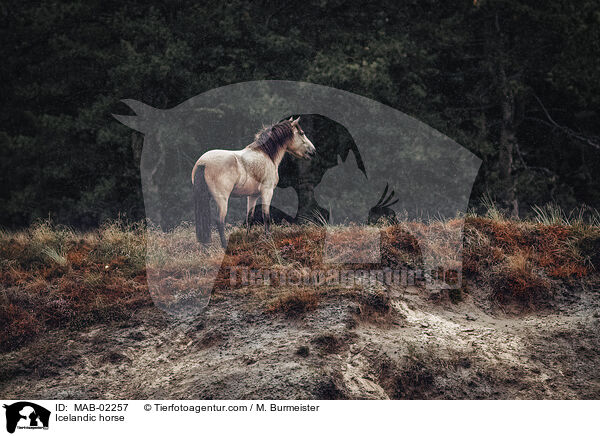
[260,189,274,236]
[214,196,229,248]
[246,195,259,234]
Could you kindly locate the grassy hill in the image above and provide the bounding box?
[1,216,599,398]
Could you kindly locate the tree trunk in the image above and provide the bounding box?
[498,62,519,217]
[494,13,519,218]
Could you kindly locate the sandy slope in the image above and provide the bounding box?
[1,277,599,400]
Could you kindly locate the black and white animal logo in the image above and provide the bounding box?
[3,402,50,434]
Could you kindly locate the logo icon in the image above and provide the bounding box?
[3,402,50,434]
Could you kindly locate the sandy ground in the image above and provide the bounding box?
[1,278,599,400]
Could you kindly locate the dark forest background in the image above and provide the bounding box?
[1,0,599,228]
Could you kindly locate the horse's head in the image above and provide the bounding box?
[286,117,316,159]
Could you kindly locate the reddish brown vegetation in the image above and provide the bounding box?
[463,217,599,306]
[380,226,422,268]
[0,303,41,351]
[0,223,151,351]
[1,218,598,351]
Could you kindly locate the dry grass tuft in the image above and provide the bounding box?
[266,288,320,317]
[463,217,594,280]
[490,250,552,306]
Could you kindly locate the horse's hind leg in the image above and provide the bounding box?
[214,196,229,248]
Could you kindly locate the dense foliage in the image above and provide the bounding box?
[1,0,599,227]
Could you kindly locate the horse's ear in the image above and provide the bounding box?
[288,116,293,122]
[292,116,301,125]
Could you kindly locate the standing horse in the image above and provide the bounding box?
[191,117,316,247]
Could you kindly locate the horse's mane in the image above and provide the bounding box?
[249,120,294,161]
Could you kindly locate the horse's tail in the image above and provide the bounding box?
[193,165,211,243]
